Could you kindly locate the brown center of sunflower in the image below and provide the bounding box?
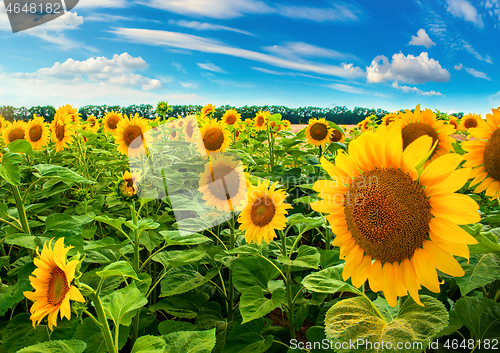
[55,124,65,141]
[310,123,328,141]
[203,128,224,151]
[226,115,236,125]
[208,164,241,201]
[385,117,395,126]
[483,129,500,182]
[331,129,343,142]
[450,120,458,129]
[401,122,439,151]
[89,119,96,127]
[107,117,119,129]
[256,116,265,126]
[344,168,431,263]
[124,176,134,188]
[250,196,276,227]
[9,128,25,142]
[29,125,43,142]
[186,122,194,138]
[123,125,143,147]
[464,118,477,129]
[47,266,69,306]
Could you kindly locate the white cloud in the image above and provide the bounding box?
[454,63,491,80]
[489,91,500,104]
[392,82,444,96]
[446,0,484,27]
[16,53,163,91]
[263,42,359,62]
[139,0,273,19]
[169,20,253,36]
[111,28,365,79]
[325,83,366,94]
[197,62,225,73]
[275,4,359,22]
[461,40,493,63]
[76,0,129,8]
[409,29,435,48]
[366,52,450,84]
[179,81,199,89]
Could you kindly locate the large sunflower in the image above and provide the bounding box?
[201,104,216,118]
[51,113,75,152]
[198,154,248,212]
[83,115,100,134]
[23,238,85,330]
[398,104,455,163]
[115,113,151,159]
[26,115,49,150]
[57,105,81,129]
[222,109,241,126]
[311,124,479,307]
[199,119,232,154]
[305,118,332,146]
[103,111,123,135]
[238,179,292,245]
[459,113,484,131]
[2,120,26,144]
[254,111,271,131]
[463,107,500,199]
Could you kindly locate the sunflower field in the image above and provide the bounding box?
[0,103,499,353]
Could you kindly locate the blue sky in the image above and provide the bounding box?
[0,0,499,116]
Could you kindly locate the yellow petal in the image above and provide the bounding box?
[351,255,372,288]
[429,231,470,260]
[400,259,423,306]
[342,245,364,281]
[429,217,478,244]
[403,135,433,171]
[420,154,463,186]
[382,263,398,307]
[425,168,472,196]
[422,240,465,277]
[412,248,441,293]
[368,260,383,293]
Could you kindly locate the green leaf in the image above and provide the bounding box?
[239,286,285,324]
[7,140,34,158]
[43,214,84,252]
[160,267,218,297]
[0,313,50,353]
[33,164,94,184]
[324,295,448,353]
[277,245,320,269]
[195,302,228,353]
[91,214,126,231]
[306,326,335,353]
[131,336,167,353]
[163,328,217,353]
[100,282,148,327]
[96,260,140,281]
[151,290,209,319]
[231,257,280,293]
[17,340,86,353]
[455,254,500,296]
[469,231,500,255]
[160,231,213,246]
[0,261,35,316]
[74,317,130,353]
[454,297,500,340]
[302,266,361,295]
[158,321,196,335]
[124,219,159,233]
[152,249,207,269]
[0,152,23,185]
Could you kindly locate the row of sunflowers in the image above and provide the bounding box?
[0,102,499,353]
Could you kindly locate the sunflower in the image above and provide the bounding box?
[199,119,232,154]
[463,107,500,199]
[23,238,85,330]
[83,115,100,134]
[198,154,248,212]
[398,104,455,163]
[448,117,459,131]
[115,113,151,159]
[2,120,26,144]
[166,120,179,141]
[51,113,75,152]
[117,170,141,199]
[201,104,216,118]
[57,105,81,128]
[103,111,123,135]
[222,109,241,126]
[0,115,6,130]
[26,115,49,150]
[357,118,371,132]
[183,114,200,143]
[330,128,345,143]
[311,125,479,307]
[254,111,271,131]
[381,113,399,128]
[238,179,292,245]
[305,118,332,146]
[459,113,484,131]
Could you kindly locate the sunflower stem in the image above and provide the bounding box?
[130,201,141,345]
[280,230,295,340]
[227,212,235,322]
[88,292,117,353]
[314,146,322,182]
[11,185,31,235]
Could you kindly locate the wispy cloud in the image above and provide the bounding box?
[75,0,130,8]
[169,20,253,36]
[392,82,444,96]
[179,81,199,89]
[111,28,365,79]
[197,62,226,73]
[446,0,484,27]
[275,3,360,22]
[454,63,491,80]
[460,40,493,63]
[263,42,359,62]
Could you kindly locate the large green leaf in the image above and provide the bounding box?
[277,245,320,269]
[7,140,34,158]
[302,266,361,295]
[43,214,84,252]
[160,267,218,297]
[91,214,126,231]
[0,261,35,316]
[195,302,229,353]
[222,319,273,353]
[239,286,286,324]
[131,336,166,353]
[0,152,23,185]
[324,295,448,353]
[100,282,148,327]
[33,164,94,184]
[152,249,207,269]
[17,340,86,353]
[96,260,140,281]
[0,313,50,353]
[73,317,130,353]
[231,257,280,293]
[455,254,500,296]
[151,290,210,318]
[469,231,500,254]
[163,328,217,353]
[160,231,212,246]
[454,297,500,340]
[158,321,196,335]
